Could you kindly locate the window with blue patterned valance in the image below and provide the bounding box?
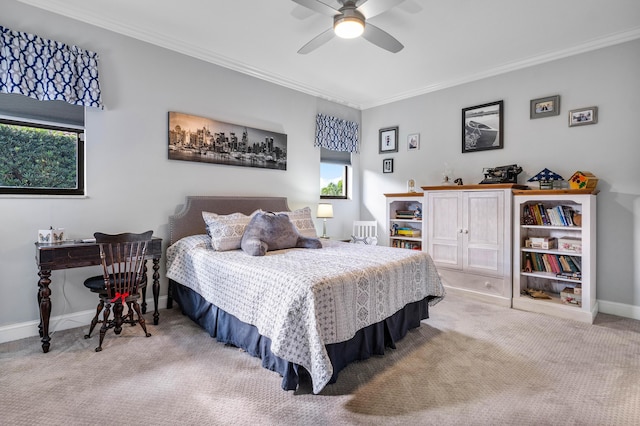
[0,25,103,109]
[314,113,359,154]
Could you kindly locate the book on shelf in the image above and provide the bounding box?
[556,271,582,280]
[396,228,421,237]
[524,253,580,274]
[523,203,577,227]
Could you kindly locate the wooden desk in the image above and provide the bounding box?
[35,237,162,353]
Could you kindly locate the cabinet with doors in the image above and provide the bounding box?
[512,190,597,323]
[422,184,527,306]
[384,192,424,250]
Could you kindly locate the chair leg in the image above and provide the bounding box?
[113,302,124,335]
[131,301,151,337]
[96,303,111,352]
[84,299,104,339]
[126,301,136,326]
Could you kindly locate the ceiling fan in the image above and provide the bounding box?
[292,0,406,54]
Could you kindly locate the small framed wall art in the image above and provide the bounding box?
[379,126,399,153]
[530,95,560,119]
[383,158,394,173]
[407,133,420,150]
[569,106,598,127]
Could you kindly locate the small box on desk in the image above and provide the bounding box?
[561,287,582,306]
[38,228,65,243]
[559,237,582,253]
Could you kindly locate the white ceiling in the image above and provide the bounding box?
[17,0,640,110]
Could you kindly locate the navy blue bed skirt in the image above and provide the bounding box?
[172,282,432,392]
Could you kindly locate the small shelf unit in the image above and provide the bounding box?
[384,192,424,250]
[512,190,597,323]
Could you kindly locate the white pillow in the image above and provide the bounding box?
[202,210,257,251]
[274,207,318,238]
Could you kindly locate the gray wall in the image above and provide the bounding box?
[1,1,639,341]
[360,39,640,317]
[0,1,360,334]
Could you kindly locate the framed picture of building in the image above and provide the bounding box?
[168,111,287,170]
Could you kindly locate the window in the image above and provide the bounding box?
[320,162,348,199]
[0,94,85,196]
[320,147,350,199]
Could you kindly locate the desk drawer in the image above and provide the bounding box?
[37,244,100,270]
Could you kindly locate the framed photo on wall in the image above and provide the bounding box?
[379,126,399,153]
[462,100,503,153]
[407,133,420,150]
[569,106,598,127]
[530,95,560,119]
[383,158,394,173]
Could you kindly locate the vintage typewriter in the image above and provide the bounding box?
[480,164,523,184]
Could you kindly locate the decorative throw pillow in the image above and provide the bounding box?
[202,210,257,251]
[241,211,322,256]
[275,206,318,238]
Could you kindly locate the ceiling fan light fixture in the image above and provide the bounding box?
[333,12,364,39]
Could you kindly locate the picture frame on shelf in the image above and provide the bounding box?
[462,100,503,153]
[379,126,399,153]
[530,95,560,119]
[569,106,598,127]
[407,133,420,150]
[383,158,394,173]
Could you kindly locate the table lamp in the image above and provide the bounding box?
[316,203,334,239]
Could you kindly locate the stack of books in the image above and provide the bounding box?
[395,210,416,219]
[396,227,421,237]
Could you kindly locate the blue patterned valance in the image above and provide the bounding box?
[0,25,103,109]
[314,113,359,153]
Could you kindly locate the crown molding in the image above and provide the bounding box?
[16,1,640,110]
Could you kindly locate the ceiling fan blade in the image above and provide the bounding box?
[291,4,316,20]
[291,0,339,16]
[357,0,405,18]
[297,28,336,54]
[362,23,404,53]
[397,0,422,14]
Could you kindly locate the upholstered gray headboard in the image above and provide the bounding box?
[168,196,290,245]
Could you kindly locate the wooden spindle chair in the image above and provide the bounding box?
[83,231,153,351]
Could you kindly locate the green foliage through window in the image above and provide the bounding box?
[320,163,347,199]
[0,120,83,195]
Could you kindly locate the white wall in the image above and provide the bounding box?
[0,1,361,336]
[360,39,640,317]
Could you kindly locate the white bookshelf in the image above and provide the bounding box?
[512,190,597,323]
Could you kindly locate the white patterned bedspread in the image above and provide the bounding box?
[166,235,444,393]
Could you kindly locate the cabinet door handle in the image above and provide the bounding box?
[463,229,469,234]
[458,229,463,233]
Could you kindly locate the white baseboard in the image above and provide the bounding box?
[598,299,640,321]
[0,296,168,345]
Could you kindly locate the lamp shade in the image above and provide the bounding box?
[317,203,334,219]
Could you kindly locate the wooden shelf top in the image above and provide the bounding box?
[384,192,424,197]
[512,188,599,195]
[421,184,529,191]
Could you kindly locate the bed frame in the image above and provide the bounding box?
[167,195,431,392]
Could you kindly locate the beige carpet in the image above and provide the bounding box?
[1,292,639,425]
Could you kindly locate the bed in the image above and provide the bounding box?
[166,196,445,394]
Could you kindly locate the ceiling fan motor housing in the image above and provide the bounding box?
[333,6,365,38]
